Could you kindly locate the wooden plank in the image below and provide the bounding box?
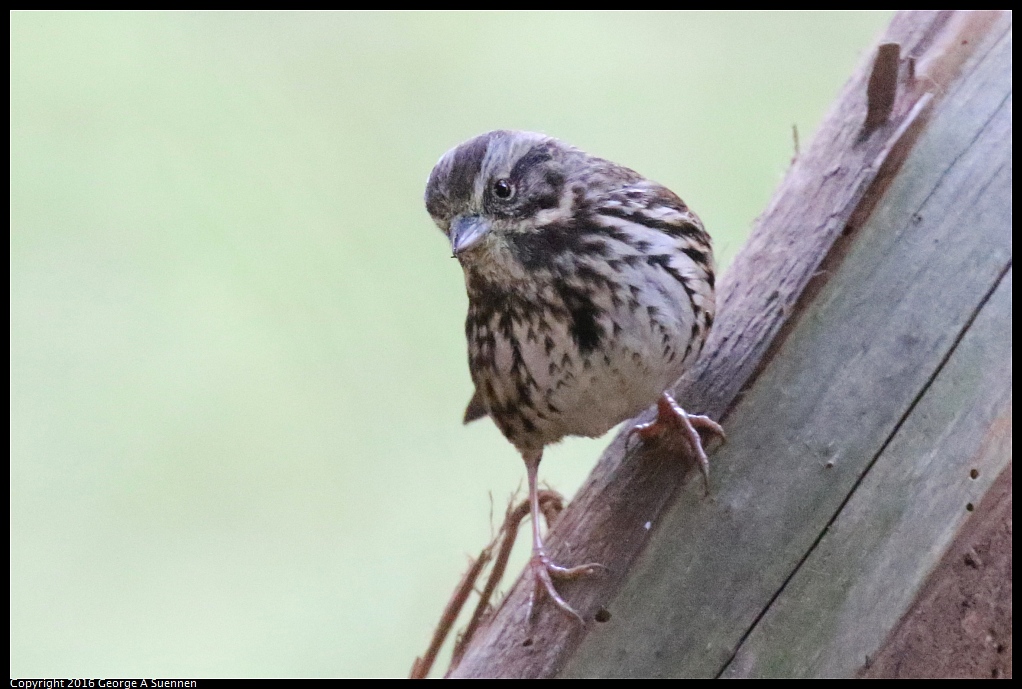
[723,269,1012,677]
[561,18,1012,679]
[449,11,1010,678]
[862,463,1013,679]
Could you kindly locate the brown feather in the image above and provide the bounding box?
[462,388,488,424]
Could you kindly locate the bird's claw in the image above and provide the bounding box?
[527,550,607,624]
[626,393,725,494]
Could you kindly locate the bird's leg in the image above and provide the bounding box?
[626,392,725,493]
[523,450,605,623]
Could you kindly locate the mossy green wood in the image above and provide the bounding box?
[563,19,1012,679]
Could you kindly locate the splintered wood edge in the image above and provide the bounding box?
[449,10,1007,679]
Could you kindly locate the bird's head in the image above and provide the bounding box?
[424,130,602,272]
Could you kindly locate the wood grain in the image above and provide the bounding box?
[719,26,1012,675]
[723,265,1011,677]
[862,464,1013,679]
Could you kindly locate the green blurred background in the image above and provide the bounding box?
[10,11,893,678]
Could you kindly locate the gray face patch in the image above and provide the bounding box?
[424,130,552,231]
[473,131,551,203]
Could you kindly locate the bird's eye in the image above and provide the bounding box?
[493,178,514,199]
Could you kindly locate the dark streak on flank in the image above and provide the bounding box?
[646,254,695,300]
[598,206,705,241]
[554,279,605,355]
[681,246,709,268]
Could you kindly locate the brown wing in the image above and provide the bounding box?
[462,388,488,424]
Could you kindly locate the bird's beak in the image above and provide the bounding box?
[450,215,491,256]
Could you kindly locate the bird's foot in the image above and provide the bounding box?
[527,549,606,624]
[626,392,725,494]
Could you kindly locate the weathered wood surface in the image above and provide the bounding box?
[722,267,1011,677]
[449,10,1011,678]
[862,464,1013,679]
[718,34,1012,674]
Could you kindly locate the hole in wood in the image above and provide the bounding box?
[594,608,612,623]
[970,468,979,479]
[966,502,975,512]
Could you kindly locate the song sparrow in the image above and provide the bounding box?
[424,130,723,620]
